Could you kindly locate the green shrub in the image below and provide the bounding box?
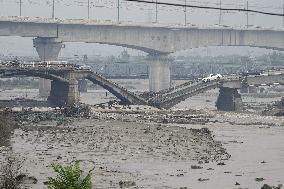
[48,161,94,189]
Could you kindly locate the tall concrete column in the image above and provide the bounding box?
[67,79,79,105]
[148,54,171,92]
[78,79,88,93]
[48,81,69,106]
[33,37,63,98]
[48,79,79,106]
[216,87,244,111]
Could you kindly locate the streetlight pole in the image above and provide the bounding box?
[52,0,55,19]
[184,0,187,26]
[155,0,158,23]
[20,0,22,16]
[219,0,221,25]
[283,4,284,28]
[246,1,249,28]
[88,0,90,19]
[117,0,120,23]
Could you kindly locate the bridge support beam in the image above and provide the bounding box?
[216,87,244,111]
[148,54,171,92]
[33,37,64,98]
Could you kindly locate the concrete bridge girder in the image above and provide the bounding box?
[1,17,284,55]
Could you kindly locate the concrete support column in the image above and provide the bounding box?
[48,81,69,106]
[148,54,171,92]
[67,79,79,105]
[33,37,63,98]
[78,79,88,93]
[216,87,244,111]
[240,86,249,93]
[48,79,79,107]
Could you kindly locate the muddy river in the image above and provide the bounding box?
[0,79,283,189]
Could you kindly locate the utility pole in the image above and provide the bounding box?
[283,4,284,28]
[88,0,90,19]
[184,0,187,26]
[246,1,249,28]
[52,0,55,19]
[147,7,152,23]
[219,0,221,25]
[19,0,22,16]
[117,0,120,23]
[155,0,158,23]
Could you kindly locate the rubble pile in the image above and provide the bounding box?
[0,98,48,108]
[98,109,213,125]
[9,104,93,126]
[262,98,284,117]
[61,104,92,118]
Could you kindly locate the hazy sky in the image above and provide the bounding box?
[0,0,284,58]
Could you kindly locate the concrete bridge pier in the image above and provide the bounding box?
[216,87,244,111]
[48,81,69,106]
[78,79,88,93]
[148,54,171,92]
[67,77,80,105]
[33,37,63,98]
[48,80,79,106]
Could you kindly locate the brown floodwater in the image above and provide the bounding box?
[0,80,283,189]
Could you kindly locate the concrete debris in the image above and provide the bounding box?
[118,181,136,188]
[16,174,38,184]
[7,104,93,126]
[97,109,212,125]
[262,98,284,116]
[255,178,265,182]
[191,165,203,169]
[261,184,282,189]
[217,162,226,166]
[61,104,92,118]
[198,178,210,182]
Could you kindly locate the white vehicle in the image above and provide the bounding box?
[202,74,222,83]
[78,65,91,71]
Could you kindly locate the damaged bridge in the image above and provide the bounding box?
[0,63,283,111]
[0,65,147,106]
[147,73,284,111]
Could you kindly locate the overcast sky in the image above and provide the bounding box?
[0,0,284,58]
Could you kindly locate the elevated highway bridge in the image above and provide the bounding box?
[1,16,284,93]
